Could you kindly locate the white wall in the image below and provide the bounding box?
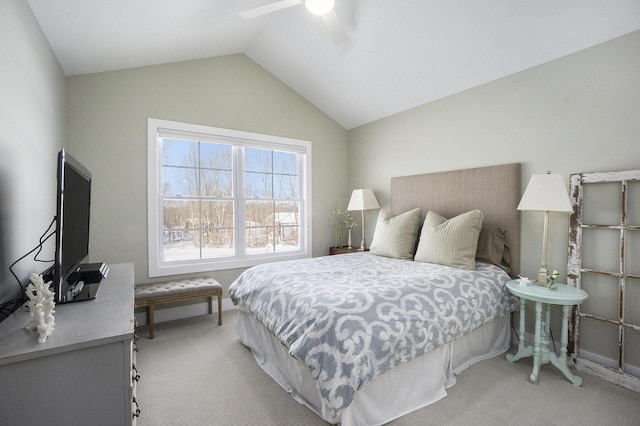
[0,0,66,315]
[348,30,640,283]
[66,55,349,289]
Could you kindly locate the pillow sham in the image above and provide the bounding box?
[476,225,506,266]
[414,209,484,270]
[476,225,512,274]
[369,208,422,260]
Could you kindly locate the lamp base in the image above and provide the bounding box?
[536,267,548,286]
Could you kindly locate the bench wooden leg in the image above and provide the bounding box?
[217,290,223,326]
[148,302,155,339]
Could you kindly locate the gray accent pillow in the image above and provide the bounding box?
[476,225,506,266]
[414,209,484,270]
[370,208,422,260]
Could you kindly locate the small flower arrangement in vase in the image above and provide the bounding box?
[547,270,559,290]
[328,209,358,248]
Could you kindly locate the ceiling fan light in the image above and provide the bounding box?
[305,0,334,16]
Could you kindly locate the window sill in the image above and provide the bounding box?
[149,251,311,277]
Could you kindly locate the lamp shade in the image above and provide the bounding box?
[517,173,572,213]
[347,188,380,211]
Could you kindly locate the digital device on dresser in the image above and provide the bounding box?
[48,149,107,304]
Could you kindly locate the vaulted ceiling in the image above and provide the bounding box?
[27,0,640,129]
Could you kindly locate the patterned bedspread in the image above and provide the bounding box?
[229,252,516,423]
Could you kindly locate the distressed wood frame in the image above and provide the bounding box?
[567,169,640,392]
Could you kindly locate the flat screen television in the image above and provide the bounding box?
[52,149,102,303]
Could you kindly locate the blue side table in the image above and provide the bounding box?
[505,279,588,386]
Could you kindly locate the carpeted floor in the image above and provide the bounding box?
[136,310,640,425]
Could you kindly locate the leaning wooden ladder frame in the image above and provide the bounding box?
[567,169,640,392]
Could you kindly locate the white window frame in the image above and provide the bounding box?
[147,118,312,277]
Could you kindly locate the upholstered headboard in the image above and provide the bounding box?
[390,163,521,277]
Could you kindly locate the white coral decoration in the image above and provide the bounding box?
[23,272,56,343]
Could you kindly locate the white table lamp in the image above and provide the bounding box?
[347,188,380,251]
[517,171,573,285]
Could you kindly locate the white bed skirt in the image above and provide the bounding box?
[236,311,511,426]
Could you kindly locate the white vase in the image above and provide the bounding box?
[348,229,352,249]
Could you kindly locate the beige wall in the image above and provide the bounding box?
[0,0,66,308]
[348,30,640,283]
[66,55,349,288]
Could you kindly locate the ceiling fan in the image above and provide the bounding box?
[239,0,348,45]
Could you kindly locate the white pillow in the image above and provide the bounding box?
[369,208,422,260]
[414,210,484,270]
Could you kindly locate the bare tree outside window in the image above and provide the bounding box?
[161,139,301,262]
[244,148,300,253]
[162,139,234,261]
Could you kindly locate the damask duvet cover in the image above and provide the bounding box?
[229,252,516,423]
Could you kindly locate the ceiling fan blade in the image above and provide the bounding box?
[322,9,347,45]
[239,0,304,19]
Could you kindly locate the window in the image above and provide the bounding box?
[148,118,312,277]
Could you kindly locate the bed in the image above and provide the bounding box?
[230,163,521,425]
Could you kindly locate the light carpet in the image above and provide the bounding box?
[136,310,640,425]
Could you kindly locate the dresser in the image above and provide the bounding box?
[0,263,138,425]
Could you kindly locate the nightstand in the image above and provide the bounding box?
[505,279,588,386]
[329,246,362,255]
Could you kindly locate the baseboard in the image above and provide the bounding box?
[135,297,235,326]
[578,348,640,378]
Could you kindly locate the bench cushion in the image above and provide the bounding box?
[135,278,221,300]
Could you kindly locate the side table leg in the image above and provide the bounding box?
[544,303,551,337]
[549,305,583,386]
[530,301,543,384]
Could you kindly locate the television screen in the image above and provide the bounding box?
[53,149,97,303]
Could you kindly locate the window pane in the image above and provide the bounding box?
[163,138,198,167]
[164,229,201,261]
[246,227,275,253]
[273,151,297,174]
[162,200,201,261]
[163,166,198,196]
[246,201,274,252]
[201,200,234,229]
[245,172,273,198]
[276,226,299,251]
[163,200,235,261]
[199,200,235,259]
[245,147,272,173]
[275,201,300,250]
[583,228,620,273]
[200,169,232,197]
[274,173,298,199]
[163,199,198,230]
[246,200,275,228]
[200,142,232,170]
[275,201,299,226]
[201,229,235,258]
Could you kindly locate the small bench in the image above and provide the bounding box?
[134,278,223,339]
